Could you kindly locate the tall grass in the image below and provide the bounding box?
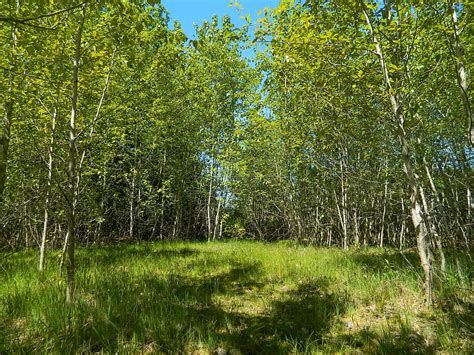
[0,241,472,353]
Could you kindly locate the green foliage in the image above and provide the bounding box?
[0,2,472,352]
[0,0,471,249]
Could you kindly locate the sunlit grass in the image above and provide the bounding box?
[0,241,471,353]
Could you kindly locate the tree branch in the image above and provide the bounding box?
[0,2,85,29]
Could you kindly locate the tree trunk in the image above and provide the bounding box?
[380,179,388,248]
[353,209,359,246]
[39,108,57,273]
[422,157,447,273]
[60,230,69,271]
[129,170,135,239]
[65,2,86,304]
[360,0,433,304]
[207,147,215,242]
[339,150,349,249]
[467,187,472,247]
[448,0,473,147]
[420,185,446,274]
[0,1,20,204]
[0,101,12,201]
[399,197,406,249]
[159,150,167,239]
[213,197,221,241]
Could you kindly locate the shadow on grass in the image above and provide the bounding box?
[2,253,347,354]
[436,290,474,349]
[351,249,473,352]
[220,279,347,354]
[351,249,420,274]
[334,324,435,354]
[77,245,201,267]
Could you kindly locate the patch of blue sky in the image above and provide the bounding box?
[161,0,280,59]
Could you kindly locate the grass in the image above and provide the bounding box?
[0,240,472,353]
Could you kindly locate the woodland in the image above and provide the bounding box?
[0,0,473,353]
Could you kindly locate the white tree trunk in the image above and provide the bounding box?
[66,2,86,304]
[360,0,433,304]
[39,108,56,273]
[448,1,473,147]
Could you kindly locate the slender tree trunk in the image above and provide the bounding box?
[219,217,224,239]
[172,200,179,239]
[21,181,28,247]
[467,187,472,246]
[207,148,215,242]
[129,170,135,239]
[459,148,473,255]
[353,208,359,246]
[380,180,388,248]
[361,1,433,304]
[368,200,375,245]
[137,180,142,240]
[60,231,69,271]
[159,150,167,239]
[422,157,447,273]
[39,108,57,273]
[448,0,473,147]
[339,150,349,249]
[0,2,18,202]
[334,191,346,249]
[65,2,86,304]
[159,188,165,239]
[0,102,12,201]
[95,172,107,242]
[399,197,406,249]
[420,185,446,273]
[213,197,221,241]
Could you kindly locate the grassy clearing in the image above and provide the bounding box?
[0,241,472,353]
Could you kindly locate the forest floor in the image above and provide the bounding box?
[0,241,472,353]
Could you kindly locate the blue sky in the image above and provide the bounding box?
[161,0,280,39]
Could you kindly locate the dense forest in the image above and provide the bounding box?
[0,0,473,352]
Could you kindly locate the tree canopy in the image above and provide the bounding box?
[0,0,472,305]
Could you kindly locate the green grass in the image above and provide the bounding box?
[0,241,472,353]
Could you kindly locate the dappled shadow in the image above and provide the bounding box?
[351,249,420,274]
[333,325,435,354]
[3,243,473,352]
[0,251,39,281]
[2,254,347,353]
[217,279,348,354]
[162,261,264,301]
[77,245,200,267]
[436,292,474,348]
[129,274,346,353]
[351,249,473,352]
